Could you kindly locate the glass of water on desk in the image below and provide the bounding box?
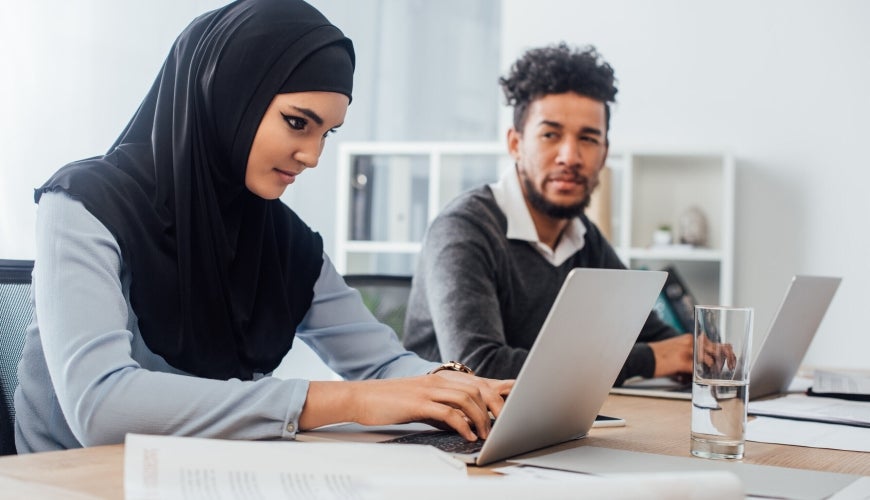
[690,305,753,460]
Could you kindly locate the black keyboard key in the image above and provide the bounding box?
[383,430,484,454]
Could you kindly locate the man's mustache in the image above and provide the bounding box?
[545,171,590,186]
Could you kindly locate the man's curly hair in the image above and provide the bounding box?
[500,43,617,135]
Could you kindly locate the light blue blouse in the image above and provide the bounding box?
[14,191,437,453]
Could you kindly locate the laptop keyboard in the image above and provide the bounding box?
[382,430,485,455]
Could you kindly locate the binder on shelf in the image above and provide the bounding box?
[652,292,683,332]
[662,265,697,333]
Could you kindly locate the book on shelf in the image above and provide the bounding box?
[586,166,612,241]
[661,265,697,333]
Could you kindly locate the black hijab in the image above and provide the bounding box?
[34,0,355,380]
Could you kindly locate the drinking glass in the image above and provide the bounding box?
[690,305,753,460]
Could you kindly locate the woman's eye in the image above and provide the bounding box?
[281,114,306,131]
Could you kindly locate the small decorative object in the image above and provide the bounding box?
[651,225,673,247]
[678,206,708,247]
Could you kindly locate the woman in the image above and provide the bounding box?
[14,0,511,454]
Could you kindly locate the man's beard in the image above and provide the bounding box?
[521,169,596,220]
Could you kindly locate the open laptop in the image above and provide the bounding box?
[298,268,667,466]
[610,275,841,401]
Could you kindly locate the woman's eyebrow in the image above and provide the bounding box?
[290,106,323,126]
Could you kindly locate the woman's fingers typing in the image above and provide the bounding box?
[345,373,513,441]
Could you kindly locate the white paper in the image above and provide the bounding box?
[748,394,870,427]
[787,374,814,393]
[124,434,743,500]
[493,464,595,480]
[512,446,858,500]
[369,472,743,500]
[124,433,465,500]
[828,477,870,500]
[492,464,744,499]
[746,416,870,452]
[813,369,870,395]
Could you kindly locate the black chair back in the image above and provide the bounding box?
[0,259,34,455]
[343,274,412,340]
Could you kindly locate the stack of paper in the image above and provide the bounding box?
[124,434,744,500]
[124,434,465,499]
[747,416,870,453]
[748,394,870,428]
[810,369,870,400]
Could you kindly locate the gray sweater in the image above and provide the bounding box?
[403,185,678,385]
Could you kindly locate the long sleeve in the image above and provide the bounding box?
[20,192,434,452]
[406,207,531,380]
[295,258,437,381]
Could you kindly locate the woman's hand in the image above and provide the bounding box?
[300,374,513,441]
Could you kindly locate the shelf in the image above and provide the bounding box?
[334,142,734,304]
[343,241,422,254]
[627,247,723,262]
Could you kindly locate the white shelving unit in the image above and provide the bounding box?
[607,151,735,305]
[335,142,734,305]
[334,142,511,275]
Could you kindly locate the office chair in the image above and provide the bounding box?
[0,259,34,455]
[343,274,412,340]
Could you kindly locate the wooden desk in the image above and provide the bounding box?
[0,443,123,499]
[1,395,867,499]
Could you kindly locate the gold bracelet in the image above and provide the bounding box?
[428,360,475,376]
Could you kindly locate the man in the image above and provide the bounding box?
[402,43,693,385]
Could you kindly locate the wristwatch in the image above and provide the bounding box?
[428,360,475,376]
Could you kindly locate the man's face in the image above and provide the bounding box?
[508,92,608,220]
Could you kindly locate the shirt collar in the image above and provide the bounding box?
[489,168,586,266]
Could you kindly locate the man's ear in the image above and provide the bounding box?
[507,127,521,161]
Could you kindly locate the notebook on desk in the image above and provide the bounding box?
[299,268,667,466]
[611,275,841,401]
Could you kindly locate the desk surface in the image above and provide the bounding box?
[2,395,868,499]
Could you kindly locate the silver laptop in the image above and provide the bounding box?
[298,268,666,466]
[611,275,841,401]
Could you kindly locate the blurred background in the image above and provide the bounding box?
[2,0,868,374]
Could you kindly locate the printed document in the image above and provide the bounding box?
[748,394,870,427]
[125,434,743,500]
[746,416,870,452]
[812,369,870,396]
[124,433,464,500]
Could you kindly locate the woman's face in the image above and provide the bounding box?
[246,91,349,200]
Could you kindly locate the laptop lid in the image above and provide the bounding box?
[474,268,666,465]
[610,275,841,401]
[747,275,840,400]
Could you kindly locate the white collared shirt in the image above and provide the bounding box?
[489,168,587,266]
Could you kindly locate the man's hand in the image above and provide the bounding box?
[649,333,694,378]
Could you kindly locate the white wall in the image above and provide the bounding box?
[3,1,868,373]
[501,0,870,370]
[0,1,226,258]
